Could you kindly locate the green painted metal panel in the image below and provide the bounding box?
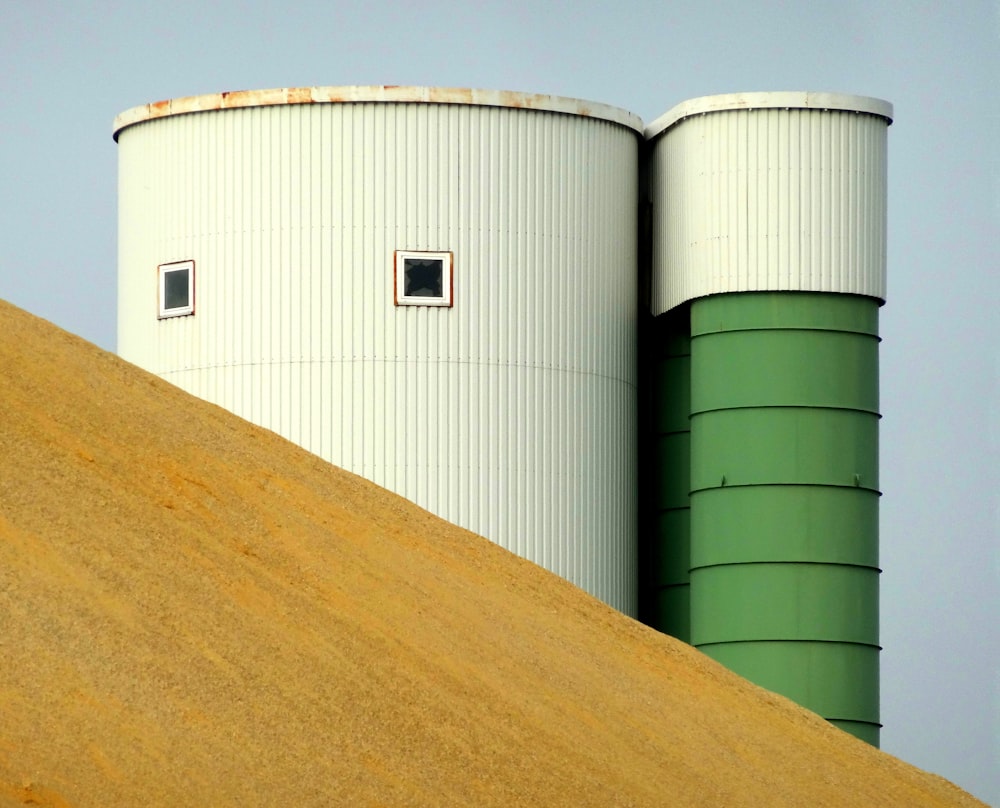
[701,640,880,730]
[643,510,690,641]
[690,407,879,492]
[691,330,878,414]
[653,511,691,585]
[690,291,879,337]
[639,306,691,642]
[690,563,879,644]
[645,583,691,644]
[654,433,690,509]
[653,354,690,433]
[689,291,881,745]
[691,485,879,568]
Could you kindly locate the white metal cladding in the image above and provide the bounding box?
[117,100,639,614]
[648,97,891,315]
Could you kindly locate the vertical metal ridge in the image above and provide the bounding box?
[651,107,889,314]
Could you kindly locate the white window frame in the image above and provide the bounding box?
[158,260,195,318]
[394,250,453,307]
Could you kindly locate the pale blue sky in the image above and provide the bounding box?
[1,1,997,803]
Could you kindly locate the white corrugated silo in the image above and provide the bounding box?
[114,87,642,614]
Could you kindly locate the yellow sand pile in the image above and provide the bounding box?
[0,299,984,807]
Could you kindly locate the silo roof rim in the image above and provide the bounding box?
[113,85,645,140]
[644,91,894,141]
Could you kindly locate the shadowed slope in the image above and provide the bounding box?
[0,300,984,807]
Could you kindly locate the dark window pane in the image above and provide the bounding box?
[404,258,443,298]
[164,269,190,310]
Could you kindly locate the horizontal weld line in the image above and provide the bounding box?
[690,560,882,573]
[695,639,883,651]
[159,359,638,388]
[690,482,882,495]
[690,326,881,339]
[690,404,881,417]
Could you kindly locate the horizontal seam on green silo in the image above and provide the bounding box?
[689,560,882,573]
[690,482,882,491]
[690,404,882,417]
[691,326,881,338]
[690,482,883,495]
[695,639,883,651]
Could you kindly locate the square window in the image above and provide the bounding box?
[158,260,195,318]
[394,251,453,307]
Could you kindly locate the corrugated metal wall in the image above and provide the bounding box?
[118,101,639,613]
[650,107,889,315]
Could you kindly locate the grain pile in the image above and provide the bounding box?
[0,299,984,808]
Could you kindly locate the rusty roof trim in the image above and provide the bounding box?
[644,91,894,141]
[113,86,645,140]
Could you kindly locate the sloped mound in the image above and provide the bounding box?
[0,300,983,807]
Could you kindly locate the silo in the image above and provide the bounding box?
[114,86,641,614]
[645,92,892,744]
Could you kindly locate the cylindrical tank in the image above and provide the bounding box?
[114,87,642,614]
[645,92,892,744]
[689,292,881,744]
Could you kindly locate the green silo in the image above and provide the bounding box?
[689,291,881,744]
[644,92,892,745]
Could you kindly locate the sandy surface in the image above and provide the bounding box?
[0,298,985,807]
